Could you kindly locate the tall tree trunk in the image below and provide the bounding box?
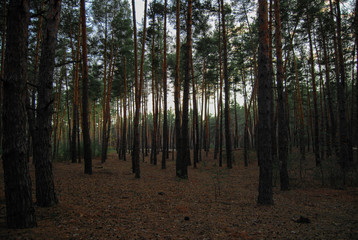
[71,24,81,163]
[243,74,249,167]
[101,1,109,163]
[178,0,192,176]
[221,0,232,169]
[131,0,139,174]
[0,0,6,148]
[81,0,92,175]
[274,0,289,191]
[174,0,185,178]
[257,0,274,205]
[162,0,168,169]
[335,0,352,183]
[34,0,61,207]
[269,0,277,163]
[307,18,321,166]
[355,0,358,149]
[190,40,199,168]
[132,0,147,178]
[216,0,224,166]
[2,0,37,228]
[151,11,157,166]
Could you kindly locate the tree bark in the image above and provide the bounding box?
[177,0,192,177]
[81,0,92,175]
[307,18,321,166]
[34,0,61,207]
[71,24,81,164]
[132,0,147,178]
[274,0,289,191]
[162,0,168,169]
[335,0,353,183]
[101,1,109,163]
[221,0,232,169]
[2,0,37,228]
[257,0,274,205]
[120,57,128,161]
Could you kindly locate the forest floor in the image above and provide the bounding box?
[0,150,357,240]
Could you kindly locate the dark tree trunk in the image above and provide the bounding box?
[132,0,147,178]
[335,0,353,183]
[131,0,139,175]
[71,28,81,164]
[221,0,232,169]
[190,46,199,168]
[307,19,321,167]
[174,0,186,178]
[162,0,168,169]
[177,0,192,178]
[257,0,274,205]
[269,0,277,164]
[101,3,108,163]
[27,2,44,163]
[2,0,37,228]
[274,0,289,191]
[81,0,92,175]
[355,0,358,149]
[243,75,249,167]
[293,49,306,180]
[120,57,128,161]
[150,12,157,166]
[34,0,61,207]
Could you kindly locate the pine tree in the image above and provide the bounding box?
[2,0,37,228]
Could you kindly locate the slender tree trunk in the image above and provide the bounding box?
[81,0,92,175]
[307,19,321,166]
[162,0,168,169]
[234,90,238,149]
[216,0,223,165]
[274,0,289,191]
[174,0,186,178]
[120,57,128,161]
[2,0,37,228]
[221,0,232,169]
[269,0,277,163]
[257,0,274,205]
[65,64,72,152]
[71,25,81,163]
[243,74,249,167]
[178,0,192,176]
[101,2,109,163]
[132,0,147,178]
[190,40,199,168]
[151,12,157,166]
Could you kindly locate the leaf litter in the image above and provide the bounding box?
[0,152,357,239]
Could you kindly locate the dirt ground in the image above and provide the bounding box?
[0,151,357,240]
